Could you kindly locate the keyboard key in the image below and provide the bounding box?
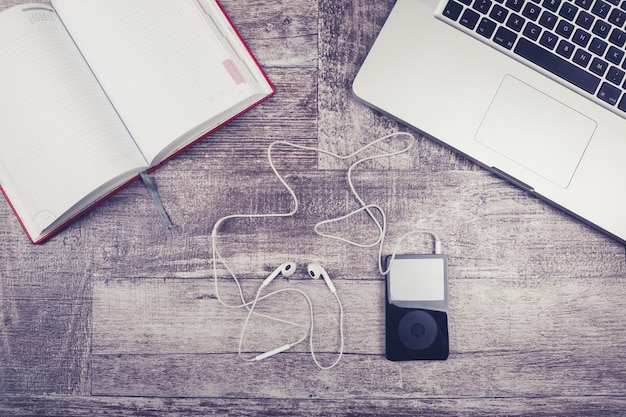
[559,2,579,20]
[540,30,559,48]
[607,65,626,84]
[506,13,526,31]
[461,8,481,28]
[514,38,601,93]
[573,48,593,66]
[609,28,626,47]
[608,7,626,25]
[556,20,575,37]
[490,4,509,21]
[494,26,518,48]
[591,0,611,18]
[590,56,609,75]
[539,10,558,28]
[576,10,595,28]
[589,37,608,55]
[618,94,626,112]
[606,45,625,64]
[477,17,498,37]
[522,2,542,19]
[592,20,611,39]
[556,39,576,57]
[597,82,621,104]
[523,21,543,39]
[443,0,464,20]
[572,28,592,46]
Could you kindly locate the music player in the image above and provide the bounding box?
[385,254,449,361]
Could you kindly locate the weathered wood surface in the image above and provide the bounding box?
[1,0,625,416]
[90,277,626,399]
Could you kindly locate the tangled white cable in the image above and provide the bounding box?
[210,131,441,369]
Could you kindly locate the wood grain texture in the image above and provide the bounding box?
[90,276,626,399]
[2,395,626,417]
[83,170,625,281]
[0,0,625,415]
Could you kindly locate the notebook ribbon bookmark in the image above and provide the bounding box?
[139,171,176,230]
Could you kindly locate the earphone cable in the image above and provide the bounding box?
[211,131,440,368]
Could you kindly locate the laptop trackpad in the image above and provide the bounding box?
[475,75,596,188]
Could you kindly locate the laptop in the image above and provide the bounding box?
[353,0,626,244]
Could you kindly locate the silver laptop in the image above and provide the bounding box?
[353,0,626,243]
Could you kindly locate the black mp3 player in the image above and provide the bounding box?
[385,254,449,361]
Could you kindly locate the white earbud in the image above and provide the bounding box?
[307,263,336,293]
[243,262,343,367]
[261,261,296,288]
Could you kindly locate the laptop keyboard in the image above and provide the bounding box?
[438,0,626,115]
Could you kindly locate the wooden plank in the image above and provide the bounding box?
[91,277,626,398]
[2,395,626,417]
[84,169,624,280]
[91,349,626,399]
[93,279,348,355]
[92,277,626,355]
[219,0,318,68]
[0,270,91,395]
[318,0,402,163]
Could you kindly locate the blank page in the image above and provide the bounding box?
[53,0,256,163]
[0,5,146,237]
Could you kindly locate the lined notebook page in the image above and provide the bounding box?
[0,6,147,236]
[53,0,254,163]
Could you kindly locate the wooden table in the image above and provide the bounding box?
[1,0,625,415]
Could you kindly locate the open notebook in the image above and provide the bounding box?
[0,0,274,243]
